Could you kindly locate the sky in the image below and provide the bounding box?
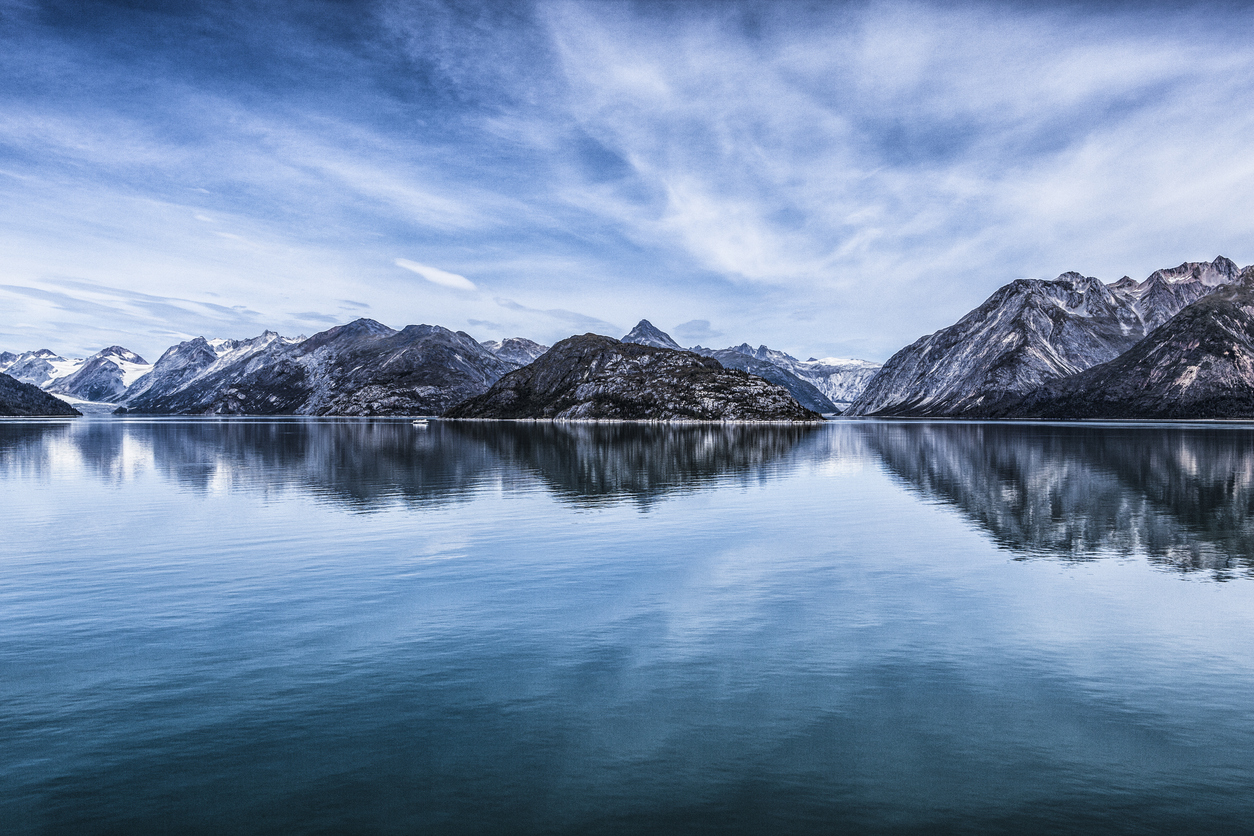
[3,0,1254,363]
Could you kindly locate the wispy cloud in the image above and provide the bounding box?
[395,258,478,291]
[3,0,1254,362]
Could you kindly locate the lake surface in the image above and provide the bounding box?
[4,418,1254,834]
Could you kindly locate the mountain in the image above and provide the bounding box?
[622,319,682,350]
[620,321,838,412]
[688,346,838,413]
[995,276,1254,419]
[846,256,1244,416]
[480,337,549,365]
[445,334,822,421]
[2,349,83,388]
[123,332,299,407]
[46,346,149,403]
[0,373,81,416]
[720,343,881,407]
[123,319,515,416]
[0,351,16,366]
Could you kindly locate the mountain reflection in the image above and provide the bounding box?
[861,421,1254,577]
[446,421,820,505]
[0,419,817,509]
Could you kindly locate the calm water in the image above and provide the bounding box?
[4,418,1254,834]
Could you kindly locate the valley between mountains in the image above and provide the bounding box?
[5,256,1254,420]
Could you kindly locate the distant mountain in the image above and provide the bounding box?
[124,319,515,416]
[995,275,1254,419]
[688,347,838,413]
[2,349,83,388]
[0,373,80,416]
[846,256,1244,416]
[622,319,682,350]
[446,334,821,421]
[0,351,16,366]
[123,331,299,408]
[620,321,839,412]
[480,337,549,365]
[720,344,881,407]
[46,346,149,403]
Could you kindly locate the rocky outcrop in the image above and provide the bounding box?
[446,334,822,421]
[846,256,1245,417]
[995,276,1254,419]
[0,373,81,416]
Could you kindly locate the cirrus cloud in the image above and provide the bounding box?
[395,258,478,292]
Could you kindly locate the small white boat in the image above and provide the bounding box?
[412,418,429,426]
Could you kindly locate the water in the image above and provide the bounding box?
[3,418,1254,834]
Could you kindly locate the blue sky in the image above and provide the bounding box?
[3,0,1254,362]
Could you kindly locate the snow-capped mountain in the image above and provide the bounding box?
[123,319,514,416]
[721,344,882,407]
[122,331,301,407]
[1,349,85,387]
[846,256,1245,417]
[480,337,549,365]
[46,346,150,403]
[622,320,683,350]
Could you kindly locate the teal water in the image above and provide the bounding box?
[3,418,1254,834]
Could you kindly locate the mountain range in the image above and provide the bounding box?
[1,316,879,420]
[7,253,1254,421]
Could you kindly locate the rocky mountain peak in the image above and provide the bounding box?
[481,337,549,366]
[96,346,147,364]
[622,320,681,350]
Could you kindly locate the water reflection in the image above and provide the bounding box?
[447,421,820,505]
[861,421,1254,577]
[0,419,819,510]
[6,418,1254,575]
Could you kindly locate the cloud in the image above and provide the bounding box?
[395,258,478,291]
[493,297,618,333]
[5,1,1254,364]
[672,319,722,344]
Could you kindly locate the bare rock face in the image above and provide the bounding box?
[0,373,80,416]
[445,334,822,421]
[847,256,1244,417]
[997,275,1254,419]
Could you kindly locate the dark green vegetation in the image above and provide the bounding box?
[0,373,80,416]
